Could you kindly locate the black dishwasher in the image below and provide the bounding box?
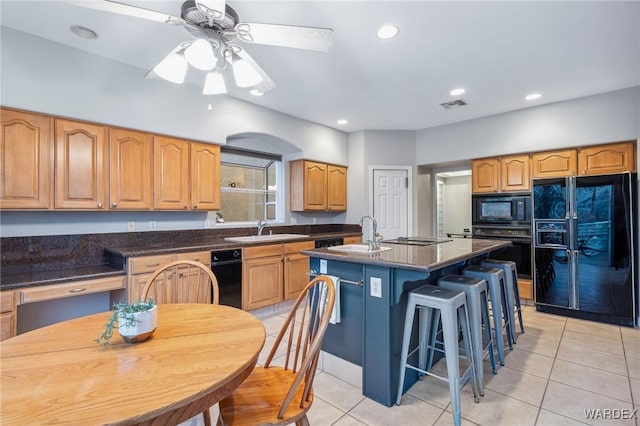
[210,249,242,309]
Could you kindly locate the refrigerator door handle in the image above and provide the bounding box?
[571,250,579,310]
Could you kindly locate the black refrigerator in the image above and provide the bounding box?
[532,172,638,327]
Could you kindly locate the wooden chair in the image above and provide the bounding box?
[140,259,220,426]
[140,260,219,305]
[217,275,336,426]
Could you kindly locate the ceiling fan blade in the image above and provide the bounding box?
[231,46,277,93]
[65,0,185,25]
[235,23,333,52]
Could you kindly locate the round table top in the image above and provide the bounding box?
[1,304,266,425]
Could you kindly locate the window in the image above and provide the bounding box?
[219,147,282,223]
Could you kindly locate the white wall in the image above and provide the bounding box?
[442,175,472,236]
[0,28,349,237]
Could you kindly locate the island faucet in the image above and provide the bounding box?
[360,215,380,250]
[257,219,272,236]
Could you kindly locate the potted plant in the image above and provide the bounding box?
[95,300,157,345]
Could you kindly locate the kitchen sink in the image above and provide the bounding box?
[381,237,453,246]
[224,234,310,243]
[327,244,392,254]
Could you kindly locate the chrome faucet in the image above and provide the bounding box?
[360,215,380,250]
[257,219,272,236]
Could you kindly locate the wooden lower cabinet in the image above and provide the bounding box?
[343,235,362,245]
[127,251,211,302]
[284,241,314,301]
[1,291,16,341]
[518,277,533,301]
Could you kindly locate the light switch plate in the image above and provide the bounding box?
[320,259,327,274]
[370,277,382,298]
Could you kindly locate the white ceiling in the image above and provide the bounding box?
[1,1,639,132]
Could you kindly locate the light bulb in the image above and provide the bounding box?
[153,51,187,84]
[185,39,216,71]
[232,58,263,88]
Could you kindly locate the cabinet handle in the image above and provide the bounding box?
[184,205,188,209]
[112,202,118,208]
[97,202,103,208]
[193,204,198,209]
[147,263,160,267]
[69,288,87,294]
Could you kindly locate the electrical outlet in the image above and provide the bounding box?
[370,277,382,298]
[320,259,327,274]
[312,217,317,224]
[290,217,297,224]
[127,221,135,232]
[204,219,211,228]
[149,221,157,231]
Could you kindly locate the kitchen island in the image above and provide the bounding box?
[302,237,510,407]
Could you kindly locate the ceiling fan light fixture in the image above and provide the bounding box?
[185,39,217,71]
[232,58,263,88]
[525,93,542,101]
[249,89,264,96]
[153,50,188,84]
[203,71,227,95]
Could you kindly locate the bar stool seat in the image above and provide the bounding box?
[397,285,478,426]
[481,259,525,339]
[463,265,513,366]
[437,274,496,396]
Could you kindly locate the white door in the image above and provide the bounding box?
[373,169,409,240]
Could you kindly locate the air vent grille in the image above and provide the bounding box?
[440,99,467,109]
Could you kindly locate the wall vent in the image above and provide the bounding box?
[440,99,467,109]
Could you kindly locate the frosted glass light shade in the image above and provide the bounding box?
[232,58,263,87]
[185,39,216,71]
[203,71,226,95]
[153,51,187,84]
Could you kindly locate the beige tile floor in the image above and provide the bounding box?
[184,304,640,426]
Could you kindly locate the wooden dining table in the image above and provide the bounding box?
[0,304,266,425]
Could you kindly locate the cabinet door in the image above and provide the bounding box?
[0,109,53,209]
[131,272,171,304]
[154,136,190,210]
[0,291,15,341]
[327,165,347,211]
[578,142,636,175]
[303,161,327,210]
[472,158,499,193]
[284,252,311,301]
[190,142,220,211]
[500,154,530,192]
[531,149,577,178]
[54,119,108,209]
[109,128,152,210]
[242,256,283,310]
[343,235,362,245]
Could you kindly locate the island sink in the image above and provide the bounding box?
[224,234,309,243]
[327,244,392,254]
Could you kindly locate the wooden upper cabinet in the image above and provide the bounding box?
[327,165,347,211]
[500,154,530,192]
[578,142,636,175]
[109,128,152,210]
[471,158,499,193]
[54,119,108,209]
[154,136,190,210]
[531,149,577,178]
[190,142,220,211]
[290,160,347,212]
[0,109,53,209]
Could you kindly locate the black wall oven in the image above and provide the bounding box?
[473,194,531,226]
[473,225,533,279]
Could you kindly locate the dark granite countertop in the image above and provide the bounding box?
[1,265,126,290]
[302,238,511,273]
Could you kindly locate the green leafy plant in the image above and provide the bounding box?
[95,300,156,346]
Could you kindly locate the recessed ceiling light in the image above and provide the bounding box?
[376,25,399,40]
[450,88,466,96]
[207,104,212,110]
[69,25,98,40]
[525,93,542,101]
[337,119,348,125]
[250,89,264,97]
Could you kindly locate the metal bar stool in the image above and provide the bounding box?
[463,265,513,366]
[481,259,525,337]
[437,274,497,396]
[397,285,479,426]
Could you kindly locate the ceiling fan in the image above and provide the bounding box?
[69,0,333,95]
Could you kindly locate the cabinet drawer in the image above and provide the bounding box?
[284,240,314,255]
[342,236,362,245]
[1,291,14,313]
[176,251,211,264]
[128,254,174,274]
[243,244,283,259]
[19,276,125,304]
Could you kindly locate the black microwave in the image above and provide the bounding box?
[472,194,531,225]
